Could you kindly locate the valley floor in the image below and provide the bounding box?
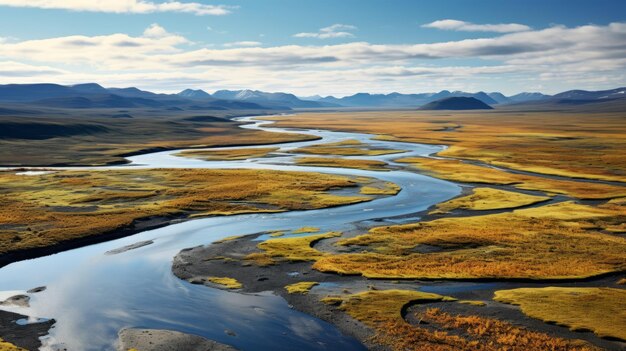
[0,109,625,351]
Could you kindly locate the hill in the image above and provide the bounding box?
[0,84,281,111]
[419,97,494,110]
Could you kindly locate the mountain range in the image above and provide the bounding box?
[0,83,623,111]
[308,90,552,107]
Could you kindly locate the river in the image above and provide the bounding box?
[0,116,461,351]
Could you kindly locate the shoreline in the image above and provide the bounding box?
[172,230,626,351]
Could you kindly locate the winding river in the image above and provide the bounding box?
[0,116,461,351]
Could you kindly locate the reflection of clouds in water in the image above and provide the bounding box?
[287,315,324,341]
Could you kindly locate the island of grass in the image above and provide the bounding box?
[494,287,626,341]
[313,201,626,279]
[175,147,279,161]
[0,111,317,167]
[323,289,597,351]
[290,139,405,156]
[295,157,390,171]
[267,110,626,183]
[430,187,550,214]
[0,169,395,266]
[397,157,626,199]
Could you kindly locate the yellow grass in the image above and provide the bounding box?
[295,157,389,171]
[246,232,341,266]
[291,140,405,156]
[313,202,626,279]
[292,226,320,234]
[458,300,486,306]
[494,287,626,341]
[206,276,243,289]
[0,339,26,351]
[285,281,319,294]
[398,157,626,200]
[268,111,626,183]
[0,169,381,256]
[431,188,550,214]
[176,147,278,160]
[325,289,594,351]
[617,278,626,285]
[213,235,243,244]
[360,182,401,195]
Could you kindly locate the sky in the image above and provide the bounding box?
[0,0,624,96]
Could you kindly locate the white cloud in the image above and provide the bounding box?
[0,61,66,77]
[423,19,531,33]
[0,22,624,95]
[143,23,169,38]
[294,24,357,39]
[0,0,234,15]
[223,41,262,47]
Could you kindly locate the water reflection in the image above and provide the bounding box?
[0,116,460,350]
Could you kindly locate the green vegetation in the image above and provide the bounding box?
[494,287,626,341]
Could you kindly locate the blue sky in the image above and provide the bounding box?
[0,0,624,95]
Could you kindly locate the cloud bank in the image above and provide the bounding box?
[423,19,531,33]
[0,0,234,15]
[294,24,357,39]
[0,22,624,95]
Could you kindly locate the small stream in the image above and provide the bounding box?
[0,116,462,351]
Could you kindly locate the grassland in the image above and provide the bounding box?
[397,157,626,200]
[245,232,341,266]
[324,289,596,351]
[0,109,315,166]
[290,139,405,156]
[494,287,626,341]
[206,277,243,289]
[431,187,550,214]
[313,201,626,279]
[295,157,390,171]
[285,281,319,294]
[0,339,25,351]
[176,147,279,161]
[0,169,382,261]
[268,110,626,182]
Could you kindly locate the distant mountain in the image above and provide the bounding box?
[177,89,212,100]
[300,95,323,101]
[212,89,338,108]
[0,83,76,102]
[487,92,511,104]
[0,83,281,111]
[71,83,109,94]
[507,88,626,110]
[319,90,500,107]
[508,92,551,103]
[551,87,625,100]
[420,97,493,110]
